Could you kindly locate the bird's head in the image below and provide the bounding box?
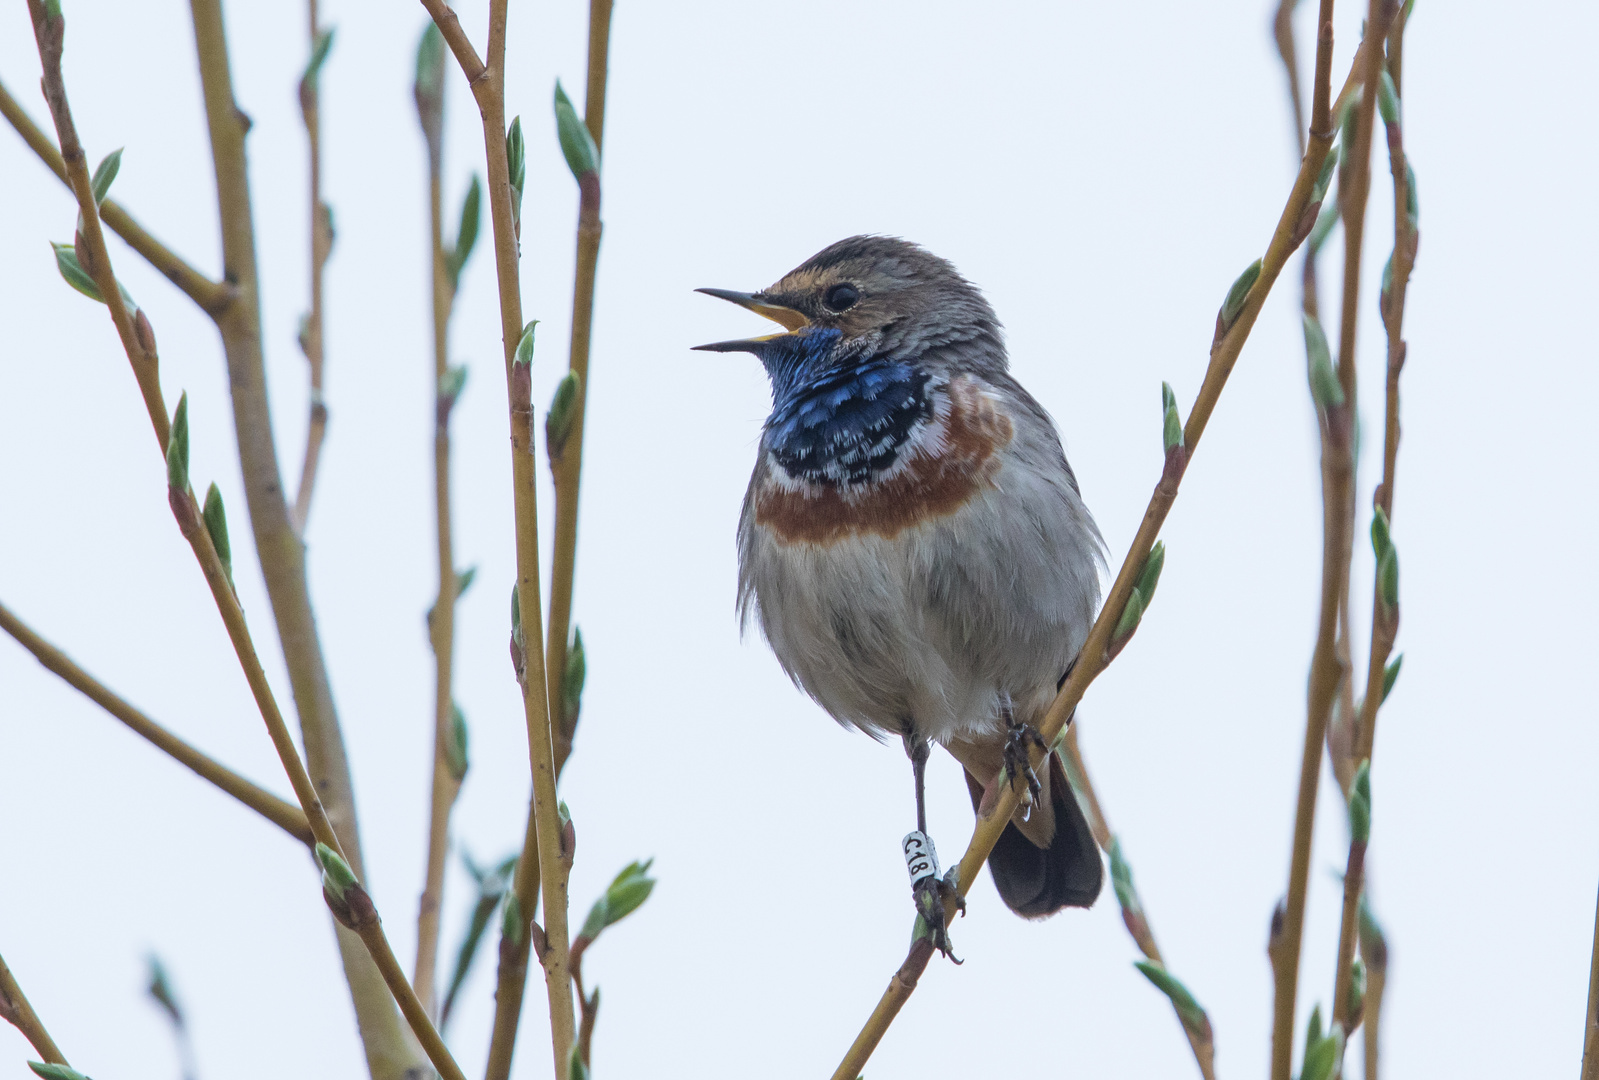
[694,236,1003,402]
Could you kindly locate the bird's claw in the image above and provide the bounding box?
[1003,720,1047,807]
[913,870,964,964]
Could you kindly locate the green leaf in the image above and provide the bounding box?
[455,565,477,598]
[202,483,233,583]
[316,841,358,902]
[1305,1001,1324,1048]
[1310,144,1339,203]
[29,1065,89,1080]
[1301,1017,1345,1080]
[1378,545,1399,611]
[439,365,468,403]
[447,175,481,289]
[415,22,445,99]
[1218,258,1262,331]
[446,701,469,781]
[579,858,657,943]
[441,851,518,1026]
[1111,587,1145,641]
[1108,836,1141,916]
[302,28,335,93]
[1161,381,1183,453]
[506,115,525,225]
[562,627,586,728]
[1134,541,1165,609]
[166,392,190,492]
[1133,960,1208,1036]
[90,148,123,205]
[567,1044,589,1080]
[1302,314,1344,409]
[500,892,524,948]
[553,81,600,180]
[145,953,185,1030]
[1308,202,1341,255]
[515,320,538,368]
[1377,69,1400,126]
[52,241,103,302]
[1348,758,1371,844]
[1380,653,1403,703]
[546,370,582,459]
[1370,506,1392,559]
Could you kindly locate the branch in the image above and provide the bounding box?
[412,21,464,1018]
[1584,883,1599,1080]
[0,599,312,845]
[291,12,334,532]
[179,2,425,1072]
[0,75,231,315]
[0,951,67,1066]
[829,32,1355,1077]
[1061,727,1215,1079]
[419,1,577,1072]
[547,0,613,776]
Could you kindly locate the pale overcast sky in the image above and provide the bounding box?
[2,1,1595,1078]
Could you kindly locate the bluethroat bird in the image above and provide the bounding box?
[697,236,1105,957]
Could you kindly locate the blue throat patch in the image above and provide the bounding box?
[761,328,931,486]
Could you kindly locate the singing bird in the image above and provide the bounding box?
[697,236,1104,954]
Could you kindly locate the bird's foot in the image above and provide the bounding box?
[912,869,965,963]
[1002,719,1048,810]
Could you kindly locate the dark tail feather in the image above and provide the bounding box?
[965,752,1103,918]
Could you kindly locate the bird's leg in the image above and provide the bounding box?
[901,728,963,962]
[1000,698,1047,810]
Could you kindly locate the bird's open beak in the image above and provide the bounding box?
[692,288,809,353]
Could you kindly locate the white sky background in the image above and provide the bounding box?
[1,0,1595,1077]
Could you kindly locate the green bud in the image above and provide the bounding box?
[445,702,469,781]
[553,81,600,180]
[510,585,523,642]
[52,241,103,302]
[316,841,358,902]
[1302,315,1344,410]
[1218,258,1262,331]
[558,800,572,829]
[1377,69,1400,126]
[1377,546,1399,611]
[90,148,123,206]
[146,953,184,1029]
[41,0,61,19]
[501,892,524,947]
[1404,161,1419,227]
[455,565,477,598]
[578,893,609,942]
[1379,253,1394,309]
[1305,1003,1324,1049]
[302,29,335,94]
[28,1065,88,1080]
[546,371,582,459]
[202,483,233,583]
[1348,758,1371,844]
[1133,960,1209,1037]
[1108,836,1140,916]
[505,115,525,226]
[1337,88,1362,152]
[1301,1016,1345,1080]
[1358,893,1389,970]
[1347,955,1367,1021]
[415,23,445,100]
[562,627,586,727]
[446,175,481,290]
[166,392,190,492]
[1112,587,1145,641]
[1161,381,1183,453]
[1381,653,1403,703]
[439,365,468,403]
[1134,541,1165,609]
[603,858,656,926]
[515,320,538,368]
[567,1044,589,1080]
[1308,202,1341,256]
[1370,506,1392,559]
[1310,144,1339,204]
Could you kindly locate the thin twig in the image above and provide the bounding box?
[0,951,68,1065]
[1272,0,1306,155]
[547,0,613,776]
[0,75,232,315]
[1061,726,1216,1079]
[829,34,1351,1077]
[291,0,331,533]
[418,1,578,1073]
[1583,883,1599,1080]
[0,599,312,845]
[1271,2,1398,1074]
[412,26,461,1016]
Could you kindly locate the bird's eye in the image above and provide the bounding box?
[823,283,860,312]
